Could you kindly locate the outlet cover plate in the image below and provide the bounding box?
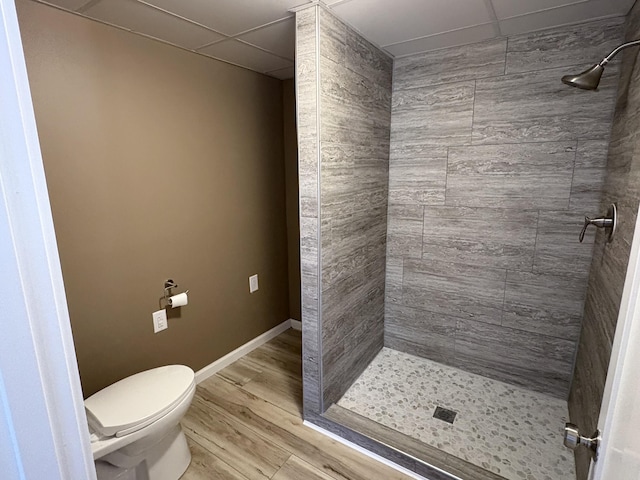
[152,309,168,333]
[249,274,259,293]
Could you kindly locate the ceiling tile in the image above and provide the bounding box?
[499,0,632,36]
[237,18,295,60]
[142,0,309,35]
[266,66,295,79]
[491,0,587,20]
[384,23,496,58]
[492,0,634,20]
[200,39,293,73]
[39,0,94,11]
[83,0,225,49]
[331,0,493,46]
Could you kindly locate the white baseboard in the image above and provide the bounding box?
[303,421,428,480]
[289,318,302,331]
[195,319,295,384]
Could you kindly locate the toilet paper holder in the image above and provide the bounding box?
[160,279,189,308]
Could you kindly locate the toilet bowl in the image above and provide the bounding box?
[85,365,196,480]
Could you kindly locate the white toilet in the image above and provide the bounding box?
[84,365,196,480]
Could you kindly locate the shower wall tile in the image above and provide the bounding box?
[391,81,474,147]
[393,38,506,91]
[446,142,576,209]
[421,206,537,270]
[505,17,625,74]
[502,270,587,341]
[532,209,596,279]
[300,7,393,408]
[402,258,506,326]
[386,16,623,397]
[384,304,456,363]
[384,256,403,305]
[296,7,322,416]
[453,320,576,398]
[570,140,609,211]
[571,8,640,477]
[472,65,619,145]
[346,26,393,93]
[386,204,423,259]
[388,145,447,205]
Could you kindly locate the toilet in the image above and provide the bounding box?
[84,365,196,480]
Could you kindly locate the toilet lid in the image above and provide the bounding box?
[85,365,195,438]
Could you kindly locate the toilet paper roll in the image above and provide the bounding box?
[168,292,188,308]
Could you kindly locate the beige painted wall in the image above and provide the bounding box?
[17,0,289,397]
[283,79,300,321]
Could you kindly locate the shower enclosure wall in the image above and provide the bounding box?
[296,4,629,479]
[297,5,392,416]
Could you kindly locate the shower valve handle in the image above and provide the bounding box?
[579,204,617,243]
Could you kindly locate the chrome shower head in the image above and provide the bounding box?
[561,64,604,90]
[561,39,640,91]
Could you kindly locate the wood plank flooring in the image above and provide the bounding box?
[180,329,414,480]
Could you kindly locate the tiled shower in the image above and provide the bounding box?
[296,3,636,480]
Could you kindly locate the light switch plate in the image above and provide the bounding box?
[152,309,168,333]
[249,274,259,293]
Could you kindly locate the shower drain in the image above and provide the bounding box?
[433,406,457,424]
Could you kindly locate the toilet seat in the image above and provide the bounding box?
[85,365,195,438]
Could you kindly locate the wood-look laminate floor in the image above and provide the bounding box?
[180,328,414,480]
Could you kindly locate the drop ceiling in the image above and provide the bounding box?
[33,0,635,79]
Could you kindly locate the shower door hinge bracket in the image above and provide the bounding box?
[564,423,601,461]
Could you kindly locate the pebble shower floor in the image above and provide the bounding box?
[337,348,576,480]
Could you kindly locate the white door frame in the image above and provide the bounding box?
[590,207,640,479]
[0,0,95,478]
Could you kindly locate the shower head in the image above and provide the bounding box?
[561,39,640,91]
[561,64,604,90]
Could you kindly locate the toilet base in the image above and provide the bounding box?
[96,425,191,480]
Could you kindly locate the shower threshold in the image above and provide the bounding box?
[332,348,575,480]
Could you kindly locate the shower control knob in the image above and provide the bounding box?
[563,423,601,461]
[579,203,617,243]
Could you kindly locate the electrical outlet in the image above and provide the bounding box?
[249,274,259,293]
[152,309,168,333]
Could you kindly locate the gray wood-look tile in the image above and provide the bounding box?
[472,66,619,144]
[387,204,423,259]
[391,81,475,147]
[570,140,609,211]
[505,17,625,75]
[502,270,587,341]
[182,437,249,480]
[402,258,506,325]
[393,38,507,91]
[421,206,538,269]
[388,145,447,205]
[446,142,576,208]
[216,357,263,387]
[272,455,335,480]
[532,209,596,280]
[454,320,575,398]
[384,304,456,363]
[183,395,291,479]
